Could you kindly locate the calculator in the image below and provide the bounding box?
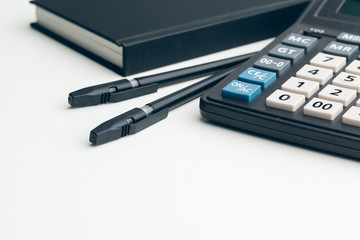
[200,0,360,158]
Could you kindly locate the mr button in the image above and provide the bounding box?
[324,41,359,60]
[222,80,261,102]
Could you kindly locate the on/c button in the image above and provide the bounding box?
[222,80,261,102]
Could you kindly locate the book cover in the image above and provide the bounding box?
[31,0,309,76]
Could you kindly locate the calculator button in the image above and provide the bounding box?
[337,32,360,46]
[238,67,276,89]
[266,89,305,112]
[303,98,343,120]
[323,41,359,60]
[281,77,319,98]
[357,98,360,107]
[296,64,333,85]
[342,107,360,127]
[332,72,360,92]
[282,33,318,52]
[309,53,346,73]
[254,55,291,76]
[317,85,356,106]
[222,80,261,102]
[345,60,360,75]
[268,44,305,64]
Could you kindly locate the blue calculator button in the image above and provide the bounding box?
[238,67,277,88]
[222,80,261,102]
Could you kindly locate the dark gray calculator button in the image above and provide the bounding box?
[282,33,318,52]
[323,41,359,60]
[254,55,291,76]
[269,44,305,64]
[337,32,360,46]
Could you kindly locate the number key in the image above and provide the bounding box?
[318,84,356,106]
[303,98,343,120]
[296,64,333,85]
[281,77,319,98]
[332,72,360,92]
[266,89,305,112]
[310,52,346,73]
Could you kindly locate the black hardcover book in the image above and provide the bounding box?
[31,0,309,76]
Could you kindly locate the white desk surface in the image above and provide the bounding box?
[1,2,360,240]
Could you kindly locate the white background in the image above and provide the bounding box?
[1,1,360,240]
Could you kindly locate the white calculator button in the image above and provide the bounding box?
[357,98,360,107]
[317,84,356,106]
[332,72,360,92]
[303,98,343,120]
[345,60,360,75]
[266,89,305,112]
[281,77,319,98]
[296,64,333,85]
[342,106,360,127]
[309,52,346,73]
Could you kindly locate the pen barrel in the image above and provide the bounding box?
[149,67,235,111]
[137,53,254,87]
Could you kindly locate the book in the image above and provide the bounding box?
[31,0,309,76]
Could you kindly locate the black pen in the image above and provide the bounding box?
[89,66,238,145]
[68,53,255,107]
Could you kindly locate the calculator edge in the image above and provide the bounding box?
[200,93,360,159]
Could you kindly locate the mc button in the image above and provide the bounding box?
[282,33,318,52]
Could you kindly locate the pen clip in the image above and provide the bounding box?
[109,83,159,103]
[129,108,169,134]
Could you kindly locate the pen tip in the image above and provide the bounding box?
[68,93,74,107]
[89,131,98,145]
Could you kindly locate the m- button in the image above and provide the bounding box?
[282,33,318,52]
[337,32,360,46]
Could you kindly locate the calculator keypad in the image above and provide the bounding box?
[221,31,360,128]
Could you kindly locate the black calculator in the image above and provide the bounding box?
[200,0,360,159]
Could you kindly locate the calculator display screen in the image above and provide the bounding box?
[340,0,360,17]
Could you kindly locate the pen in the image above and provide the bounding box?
[68,53,255,107]
[89,66,238,145]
